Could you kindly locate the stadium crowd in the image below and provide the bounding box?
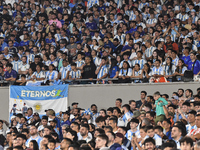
[1,89,200,150]
[1,0,200,85]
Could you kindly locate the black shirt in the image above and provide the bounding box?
[30,62,43,72]
[82,63,96,79]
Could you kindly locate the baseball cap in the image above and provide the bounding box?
[62,111,70,115]
[171,96,179,100]
[49,119,57,123]
[33,112,39,116]
[72,102,78,106]
[115,132,124,140]
[133,110,141,118]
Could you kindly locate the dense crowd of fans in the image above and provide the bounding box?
[1,88,200,150]
[1,0,200,85]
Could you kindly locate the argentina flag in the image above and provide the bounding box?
[9,85,68,120]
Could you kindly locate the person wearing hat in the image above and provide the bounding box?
[188,51,200,75]
[31,113,41,127]
[114,132,128,150]
[61,111,71,126]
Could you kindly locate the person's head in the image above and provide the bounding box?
[130,118,139,130]
[190,51,196,61]
[115,98,122,108]
[146,111,155,121]
[43,126,52,136]
[188,110,196,124]
[122,104,130,112]
[168,104,176,114]
[185,89,193,98]
[144,103,152,112]
[155,59,161,67]
[141,91,147,100]
[95,134,108,148]
[16,134,27,146]
[91,104,97,113]
[195,114,200,128]
[162,118,171,130]
[29,140,39,150]
[6,63,13,71]
[114,132,124,145]
[129,100,136,111]
[146,125,154,138]
[180,136,193,150]
[113,107,121,118]
[139,126,147,138]
[66,130,77,142]
[80,124,89,137]
[153,126,163,137]
[171,125,183,140]
[49,119,57,128]
[143,138,156,150]
[153,91,160,100]
[70,122,80,133]
[99,109,106,117]
[47,139,56,150]
[29,125,37,136]
[60,138,73,150]
[105,131,115,145]
[108,118,117,130]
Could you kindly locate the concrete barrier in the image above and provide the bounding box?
[1,82,200,121]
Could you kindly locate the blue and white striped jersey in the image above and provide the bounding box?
[133,38,142,44]
[132,59,146,69]
[145,46,156,58]
[43,60,51,66]
[125,129,140,141]
[93,57,101,67]
[59,65,71,80]
[69,70,81,79]
[176,13,189,21]
[11,60,22,72]
[32,71,45,79]
[46,71,58,81]
[151,66,164,75]
[75,60,85,68]
[97,65,108,79]
[119,68,132,76]
[50,60,58,67]
[146,18,157,25]
[119,60,132,68]
[163,65,176,75]
[172,58,179,67]
[55,33,62,42]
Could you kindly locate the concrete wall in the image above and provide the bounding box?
[1,82,200,121]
